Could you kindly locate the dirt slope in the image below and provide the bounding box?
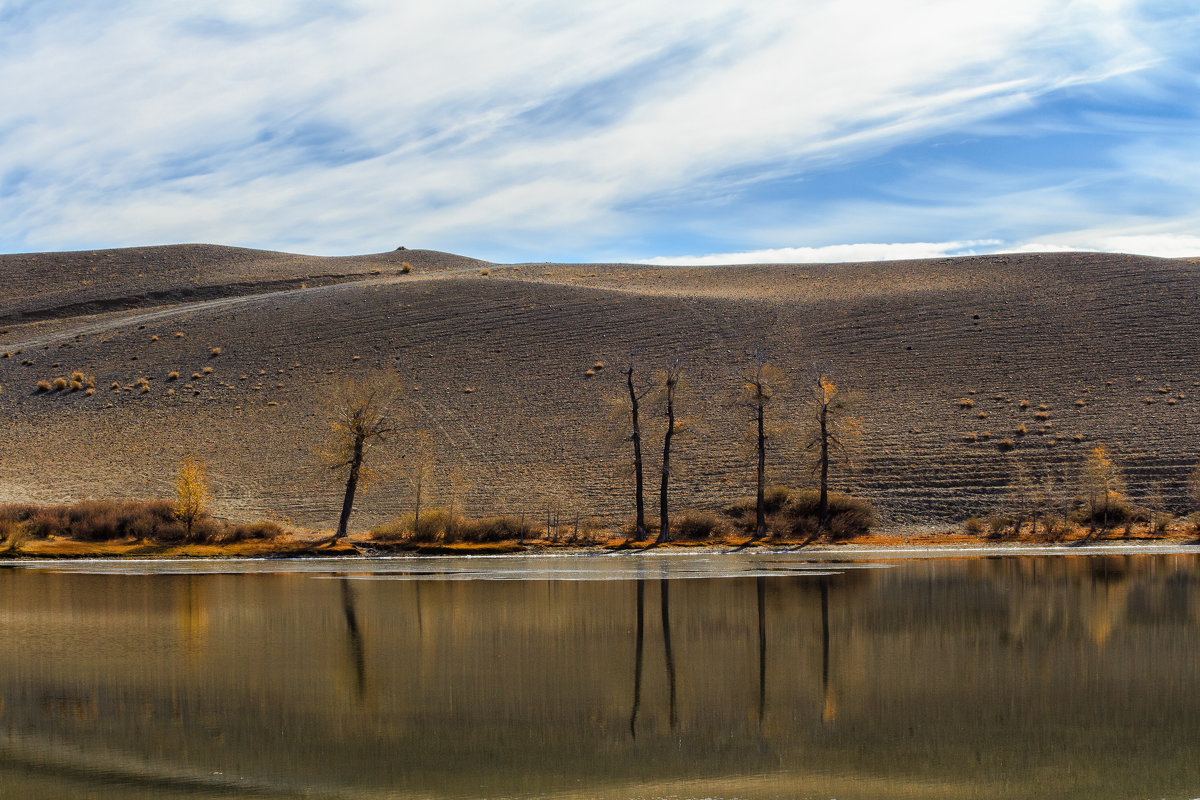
[1,246,1198,530]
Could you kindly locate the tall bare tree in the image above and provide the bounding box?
[620,352,654,541]
[804,373,857,531]
[739,352,784,539]
[657,355,684,544]
[325,372,403,540]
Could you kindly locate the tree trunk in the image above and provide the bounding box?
[818,401,830,530]
[336,432,365,540]
[657,381,676,544]
[413,474,422,538]
[627,367,646,541]
[755,397,766,539]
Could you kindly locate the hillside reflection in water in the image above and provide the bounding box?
[1,553,1199,798]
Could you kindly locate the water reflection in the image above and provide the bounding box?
[0,554,1199,798]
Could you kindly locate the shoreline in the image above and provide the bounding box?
[3,533,1199,562]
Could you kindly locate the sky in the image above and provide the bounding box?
[0,0,1198,264]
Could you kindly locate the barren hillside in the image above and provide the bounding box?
[1,245,1198,531]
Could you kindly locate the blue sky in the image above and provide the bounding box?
[1,0,1198,263]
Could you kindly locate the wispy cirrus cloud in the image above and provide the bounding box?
[0,0,1197,262]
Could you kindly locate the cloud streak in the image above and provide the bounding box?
[0,0,1197,261]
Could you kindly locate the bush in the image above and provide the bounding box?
[673,510,731,541]
[963,516,986,535]
[36,380,52,393]
[782,490,877,541]
[1071,491,1142,527]
[457,515,534,543]
[1034,514,1068,542]
[985,514,1014,539]
[52,377,67,391]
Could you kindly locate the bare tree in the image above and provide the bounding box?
[739,351,784,539]
[619,352,654,541]
[324,371,403,540]
[804,373,857,531]
[656,354,685,544]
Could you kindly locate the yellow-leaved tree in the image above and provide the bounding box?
[174,455,208,541]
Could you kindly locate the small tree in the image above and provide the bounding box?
[174,455,208,541]
[804,374,858,531]
[1080,444,1125,532]
[325,372,403,540]
[407,429,436,538]
[656,355,685,545]
[739,352,784,539]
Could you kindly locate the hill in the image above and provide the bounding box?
[1,245,1198,531]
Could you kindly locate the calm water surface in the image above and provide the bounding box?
[2,551,1199,799]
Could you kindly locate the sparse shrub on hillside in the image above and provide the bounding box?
[202,366,213,375]
[1018,400,1029,409]
[209,347,221,357]
[85,387,95,396]
[963,516,986,535]
[584,369,595,377]
[1034,411,1050,420]
[150,335,159,342]
[593,361,605,371]
[400,262,413,274]
[963,432,978,442]
[959,398,975,408]
[36,380,52,393]
[174,332,183,338]
[1014,423,1027,436]
[52,377,67,391]
[70,371,85,383]
[480,268,491,276]
[68,380,82,392]
[977,411,989,419]
[996,439,1015,452]
[167,371,179,381]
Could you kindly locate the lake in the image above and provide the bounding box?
[1,549,1199,799]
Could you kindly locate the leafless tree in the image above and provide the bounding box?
[324,371,404,539]
[620,352,654,541]
[739,351,784,539]
[804,372,858,531]
[656,354,685,544]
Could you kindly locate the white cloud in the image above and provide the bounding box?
[0,0,1184,258]
[1014,232,1200,258]
[638,240,1004,265]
